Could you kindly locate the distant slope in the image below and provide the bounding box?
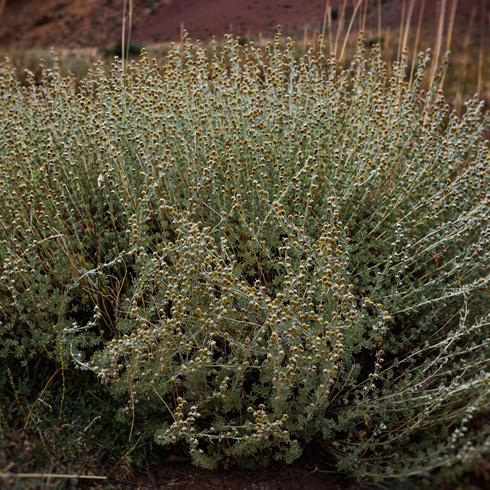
[0,0,165,49]
[0,0,481,49]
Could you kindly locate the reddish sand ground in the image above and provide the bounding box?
[131,0,481,44]
[131,0,337,43]
[0,0,484,49]
[143,446,353,490]
[0,0,167,49]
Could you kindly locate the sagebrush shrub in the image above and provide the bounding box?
[1,31,489,480]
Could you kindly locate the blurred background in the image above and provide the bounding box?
[0,0,488,111]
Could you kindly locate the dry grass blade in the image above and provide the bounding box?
[23,368,61,430]
[3,472,107,480]
[401,0,416,59]
[361,0,368,33]
[430,0,447,86]
[121,0,127,74]
[397,0,407,62]
[446,0,458,52]
[409,0,426,88]
[328,4,333,54]
[127,0,134,64]
[454,5,475,111]
[477,0,487,96]
[321,0,330,47]
[378,0,382,49]
[339,0,365,63]
[334,0,348,56]
[440,0,458,91]
[6,368,26,421]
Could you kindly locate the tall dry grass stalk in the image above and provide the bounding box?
[446,0,458,52]
[430,0,447,86]
[121,0,127,73]
[327,3,333,54]
[401,0,416,61]
[121,0,134,75]
[440,0,458,91]
[397,0,407,62]
[409,0,426,87]
[334,0,348,55]
[339,0,364,63]
[455,6,476,112]
[477,0,487,96]
[361,0,368,33]
[378,0,382,48]
[321,0,329,47]
[127,0,134,65]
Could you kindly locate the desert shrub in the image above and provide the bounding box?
[1,31,489,481]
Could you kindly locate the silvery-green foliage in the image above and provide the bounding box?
[1,31,489,479]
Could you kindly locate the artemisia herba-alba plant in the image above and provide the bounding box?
[1,30,489,480]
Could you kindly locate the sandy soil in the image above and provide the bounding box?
[0,0,168,49]
[131,0,340,43]
[136,442,354,490]
[131,0,480,44]
[0,0,483,49]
